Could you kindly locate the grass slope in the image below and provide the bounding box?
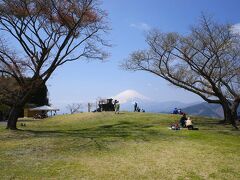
[0,112,240,179]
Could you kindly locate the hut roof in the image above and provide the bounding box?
[30,105,59,111]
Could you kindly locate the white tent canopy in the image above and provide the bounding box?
[30,105,59,111]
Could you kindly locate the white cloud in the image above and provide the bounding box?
[231,23,240,34]
[112,89,150,104]
[130,22,151,31]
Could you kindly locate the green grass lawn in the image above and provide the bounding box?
[0,112,240,179]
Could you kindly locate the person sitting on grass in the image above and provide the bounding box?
[185,117,199,130]
[179,113,187,128]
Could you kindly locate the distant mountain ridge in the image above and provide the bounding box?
[183,102,240,118]
[112,90,200,113]
[120,99,200,113]
[183,102,223,118]
[54,89,240,119]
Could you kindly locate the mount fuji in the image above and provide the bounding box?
[111,89,196,113]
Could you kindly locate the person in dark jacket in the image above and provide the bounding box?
[134,102,138,112]
[179,113,187,128]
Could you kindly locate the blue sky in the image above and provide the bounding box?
[47,0,240,107]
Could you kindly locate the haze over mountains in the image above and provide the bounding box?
[111,90,230,119]
[112,90,200,114]
[55,89,239,119]
[183,103,224,118]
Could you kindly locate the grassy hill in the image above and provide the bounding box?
[0,112,240,179]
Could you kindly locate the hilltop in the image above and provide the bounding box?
[0,112,239,179]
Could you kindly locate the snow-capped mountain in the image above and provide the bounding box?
[53,89,201,114]
[111,89,150,104]
[111,89,197,113]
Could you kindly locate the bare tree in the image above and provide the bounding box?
[122,15,240,129]
[66,103,82,114]
[0,0,109,129]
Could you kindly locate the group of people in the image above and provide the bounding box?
[171,113,198,130]
[179,113,194,129]
[134,102,145,112]
[172,108,184,115]
[113,101,146,114]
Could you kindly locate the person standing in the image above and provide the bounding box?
[114,100,120,114]
[134,102,138,112]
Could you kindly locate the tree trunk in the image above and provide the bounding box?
[222,104,239,129]
[6,106,22,130]
[6,90,33,130]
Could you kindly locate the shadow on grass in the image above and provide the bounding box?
[15,121,177,151]
[4,118,238,152]
[24,120,172,141]
[22,118,234,140]
[18,119,43,122]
